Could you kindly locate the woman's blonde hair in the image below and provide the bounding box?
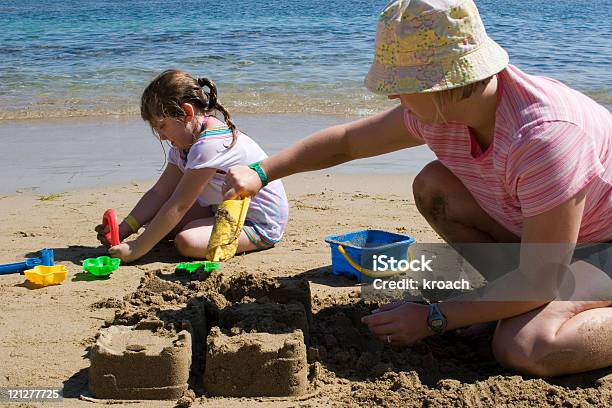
[431,76,493,122]
[141,69,238,148]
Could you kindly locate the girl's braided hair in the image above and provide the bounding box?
[141,69,238,148]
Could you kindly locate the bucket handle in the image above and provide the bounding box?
[336,245,413,278]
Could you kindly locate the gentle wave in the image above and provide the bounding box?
[0,87,609,121]
[0,87,398,120]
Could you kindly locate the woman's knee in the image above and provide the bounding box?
[413,161,448,195]
[412,161,456,220]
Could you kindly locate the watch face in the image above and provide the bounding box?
[431,319,443,328]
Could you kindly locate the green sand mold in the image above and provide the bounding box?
[84,256,121,277]
[175,261,220,274]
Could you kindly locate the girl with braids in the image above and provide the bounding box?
[95,69,288,263]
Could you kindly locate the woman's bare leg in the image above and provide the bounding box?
[412,160,519,243]
[492,261,612,377]
[413,160,520,274]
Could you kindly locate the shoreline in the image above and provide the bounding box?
[0,113,435,195]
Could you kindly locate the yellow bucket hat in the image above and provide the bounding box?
[364,0,509,95]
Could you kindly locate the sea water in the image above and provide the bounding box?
[0,0,609,120]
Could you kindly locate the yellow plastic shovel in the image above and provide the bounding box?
[205,197,251,262]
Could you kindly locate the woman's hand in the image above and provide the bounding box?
[361,301,431,346]
[223,165,263,200]
[108,241,145,263]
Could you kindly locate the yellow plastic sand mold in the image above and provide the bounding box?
[205,197,251,262]
[24,265,68,286]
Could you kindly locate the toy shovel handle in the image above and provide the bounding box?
[103,209,121,247]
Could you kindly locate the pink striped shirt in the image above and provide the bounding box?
[405,64,611,243]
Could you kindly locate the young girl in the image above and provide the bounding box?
[222,0,611,377]
[95,69,288,263]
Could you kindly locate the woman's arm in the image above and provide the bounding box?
[109,167,216,262]
[266,105,423,179]
[224,105,423,198]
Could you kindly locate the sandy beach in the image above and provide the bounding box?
[0,166,610,406]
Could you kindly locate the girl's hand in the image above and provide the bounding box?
[95,221,133,247]
[223,165,263,200]
[94,223,110,247]
[361,302,431,346]
[108,241,145,263]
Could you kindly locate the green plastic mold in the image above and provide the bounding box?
[175,261,220,274]
[83,256,121,277]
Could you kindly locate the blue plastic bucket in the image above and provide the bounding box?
[324,230,416,282]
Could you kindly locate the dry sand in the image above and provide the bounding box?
[0,173,610,407]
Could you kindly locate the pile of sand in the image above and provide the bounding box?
[90,268,611,406]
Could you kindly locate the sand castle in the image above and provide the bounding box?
[88,270,313,399]
[89,326,191,399]
[204,328,308,397]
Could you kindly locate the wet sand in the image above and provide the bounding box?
[0,114,435,194]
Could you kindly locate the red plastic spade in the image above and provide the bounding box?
[103,209,121,247]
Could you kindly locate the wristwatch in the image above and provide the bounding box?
[248,161,269,187]
[427,303,447,334]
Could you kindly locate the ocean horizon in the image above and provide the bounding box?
[0,0,610,121]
